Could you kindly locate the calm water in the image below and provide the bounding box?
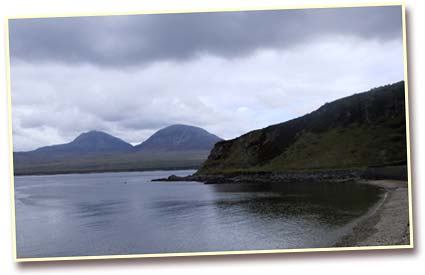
[14,170,383,258]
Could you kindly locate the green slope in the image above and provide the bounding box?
[197,81,407,175]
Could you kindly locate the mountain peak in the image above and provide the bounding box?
[73,130,114,141]
[135,124,222,151]
[70,130,133,152]
[32,130,133,155]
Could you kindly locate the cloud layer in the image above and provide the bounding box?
[9,6,402,67]
[8,6,405,151]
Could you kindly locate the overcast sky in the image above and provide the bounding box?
[9,6,404,151]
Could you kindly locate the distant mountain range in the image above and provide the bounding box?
[14,124,222,175]
[197,81,407,176]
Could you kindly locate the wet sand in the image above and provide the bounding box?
[335,180,411,247]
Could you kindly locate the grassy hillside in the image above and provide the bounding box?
[197,81,407,175]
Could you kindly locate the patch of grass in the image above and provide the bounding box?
[260,123,406,172]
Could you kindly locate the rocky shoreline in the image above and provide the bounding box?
[152,165,407,184]
[151,165,407,184]
[151,170,365,184]
[334,180,411,247]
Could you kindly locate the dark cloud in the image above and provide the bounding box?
[9,6,402,67]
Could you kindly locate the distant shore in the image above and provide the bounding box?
[334,180,411,247]
[13,166,200,176]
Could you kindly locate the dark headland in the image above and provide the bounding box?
[154,81,408,184]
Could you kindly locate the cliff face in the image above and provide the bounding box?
[197,81,407,175]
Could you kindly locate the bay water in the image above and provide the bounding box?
[14,170,382,258]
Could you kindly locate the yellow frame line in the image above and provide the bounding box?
[6,2,404,20]
[401,3,414,248]
[15,245,414,263]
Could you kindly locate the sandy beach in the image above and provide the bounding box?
[335,180,411,247]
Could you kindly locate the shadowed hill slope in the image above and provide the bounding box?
[197,81,407,175]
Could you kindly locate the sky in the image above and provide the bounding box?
[8,6,405,151]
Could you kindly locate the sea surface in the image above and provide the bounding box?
[14,170,383,258]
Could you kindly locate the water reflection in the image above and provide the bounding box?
[74,200,127,218]
[209,182,383,227]
[72,200,129,230]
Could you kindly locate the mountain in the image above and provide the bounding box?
[26,130,133,155]
[13,126,221,175]
[197,81,407,175]
[135,124,222,152]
